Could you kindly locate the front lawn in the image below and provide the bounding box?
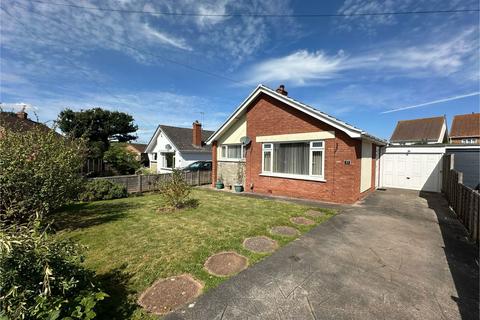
[55,188,335,319]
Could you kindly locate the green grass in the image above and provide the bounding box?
[55,188,335,319]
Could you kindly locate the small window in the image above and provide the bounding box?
[164,153,175,168]
[152,153,158,161]
[220,144,244,160]
[263,144,272,172]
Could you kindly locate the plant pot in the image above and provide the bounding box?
[216,182,224,189]
[234,185,244,192]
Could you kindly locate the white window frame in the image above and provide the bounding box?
[220,144,245,161]
[262,143,273,173]
[461,138,477,144]
[151,152,158,162]
[260,140,325,181]
[161,152,175,169]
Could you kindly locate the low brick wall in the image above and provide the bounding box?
[218,161,245,187]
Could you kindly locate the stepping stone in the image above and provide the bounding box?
[243,236,278,253]
[138,274,202,315]
[305,209,325,218]
[270,226,299,237]
[204,251,248,277]
[290,216,315,225]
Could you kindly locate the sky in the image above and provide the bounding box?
[0,0,479,143]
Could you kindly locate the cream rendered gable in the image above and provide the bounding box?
[217,114,247,156]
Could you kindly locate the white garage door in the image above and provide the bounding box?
[381,152,443,192]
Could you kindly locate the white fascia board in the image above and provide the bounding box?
[145,126,160,153]
[206,84,263,144]
[207,84,366,144]
[145,126,181,155]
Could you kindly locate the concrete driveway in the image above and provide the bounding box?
[166,189,479,320]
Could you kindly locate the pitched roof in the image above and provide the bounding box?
[146,125,215,154]
[450,113,480,138]
[0,112,51,133]
[390,116,445,143]
[206,84,387,145]
[125,143,147,153]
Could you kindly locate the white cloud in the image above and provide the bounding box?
[336,0,479,32]
[244,28,478,86]
[143,24,192,51]
[196,0,230,27]
[243,50,347,85]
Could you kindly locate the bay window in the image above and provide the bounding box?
[262,141,325,179]
[220,144,244,160]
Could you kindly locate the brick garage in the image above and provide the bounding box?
[209,85,386,204]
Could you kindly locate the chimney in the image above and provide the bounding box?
[276,84,288,96]
[192,120,202,147]
[16,111,28,119]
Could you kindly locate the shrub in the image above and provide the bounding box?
[0,126,86,224]
[0,222,108,319]
[103,143,140,175]
[79,180,127,202]
[156,169,193,210]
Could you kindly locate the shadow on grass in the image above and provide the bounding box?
[96,264,137,320]
[52,201,138,232]
[419,191,479,320]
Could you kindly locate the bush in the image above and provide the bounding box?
[156,169,194,210]
[0,222,108,319]
[79,179,128,202]
[103,143,140,175]
[0,126,86,224]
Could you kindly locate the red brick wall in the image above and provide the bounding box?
[243,94,364,204]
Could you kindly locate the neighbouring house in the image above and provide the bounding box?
[449,113,480,144]
[0,111,52,137]
[124,143,149,166]
[206,84,387,204]
[389,116,447,145]
[145,121,214,173]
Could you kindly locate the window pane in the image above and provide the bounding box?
[273,142,309,175]
[165,153,174,168]
[312,141,323,148]
[263,151,271,172]
[227,145,241,158]
[312,150,323,176]
[221,146,227,158]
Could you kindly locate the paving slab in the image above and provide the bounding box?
[166,189,479,320]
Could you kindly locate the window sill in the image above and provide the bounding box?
[259,172,326,182]
[218,158,246,162]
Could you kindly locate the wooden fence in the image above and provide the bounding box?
[442,154,479,245]
[93,170,212,193]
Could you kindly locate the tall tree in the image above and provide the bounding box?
[57,108,138,157]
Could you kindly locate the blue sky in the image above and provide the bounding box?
[1,0,479,143]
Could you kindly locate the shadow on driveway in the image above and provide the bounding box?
[420,191,479,320]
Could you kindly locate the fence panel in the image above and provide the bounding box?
[93,170,212,194]
[442,155,479,246]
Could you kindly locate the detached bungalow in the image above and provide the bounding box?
[206,85,386,204]
[145,121,214,173]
